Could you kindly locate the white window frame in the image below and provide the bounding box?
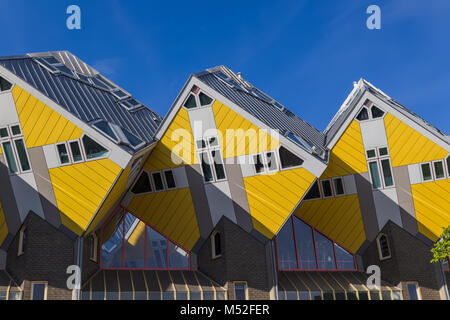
[0,74,14,94]
[80,134,111,162]
[182,86,215,111]
[420,162,434,182]
[130,170,154,195]
[332,177,346,196]
[252,151,279,175]
[277,146,304,171]
[31,282,48,300]
[320,179,334,198]
[303,180,323,201]
[355,100,386,122]
[432,160,446,181]
[151,171,166,192]
[0,124,32,175]
[376,233,391,261]
[366,146,395,190]
[196,136,227,183]
[446,156,450,179]
[55,142,72,166]
[68,139,85,164]
[163,169,177,190]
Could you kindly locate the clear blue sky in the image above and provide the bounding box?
[1,0,449,133]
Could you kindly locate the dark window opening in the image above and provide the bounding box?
[164,170,176,189]
[212,232,221,258]
[152,172,164,191]
[334,178,345,195]
[279,146,304,169]
[254,154,265,173]
[356,107,369,121]
[70,141,83,162]
[377,234,391,259]
[57,143,70,164]
[82,135,108,160]
[0,76,12,91]
[371,105,385,118]
[184,94,197,109]
[199,92,213,106]
[234,283,247,300]
[132,172,152,194]
[321,180,333,197]
[421,163,432,181]
[304,181,321,200]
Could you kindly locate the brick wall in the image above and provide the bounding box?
[361,220,446,300]
[6,212,76,300]
[197,217,275,300]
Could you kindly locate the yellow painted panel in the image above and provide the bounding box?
[12,85,83,148]
[244,167,316,239]
[294,195,366,254]
[411,179,450,242]
[144,108,197,172]
[321,120,367,179]
[86,166,131,233]
[384,113,448,167]
[0,200,8,247]
[49,159,121,235]
[126,188,200,251]
[212,101,280,158]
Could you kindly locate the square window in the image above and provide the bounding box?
[196,139,206,150]
[0,127,8,138]
[367,149,376,159]
[208,137,219,147]
[11,125,21,136]
[378,147,388,156]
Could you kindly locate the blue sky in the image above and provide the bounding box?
[1,0,449,133]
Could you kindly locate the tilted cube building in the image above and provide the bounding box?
[0,51,448,300]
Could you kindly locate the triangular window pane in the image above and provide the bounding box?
[184,94,197,109]
[304,181,321,200]
[199,92,213,106]
[279,146,304,169]
[356,107,369,121]
[335,244,355,269]
[371,105,385,118]
[82,135,108,159]
[0,76,12,91]
[132,172,152,194]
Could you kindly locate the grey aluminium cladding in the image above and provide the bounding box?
[0,52,163,154]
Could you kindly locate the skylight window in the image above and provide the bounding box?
[91,119,144,150]
[111,89,129,100]
[35,57,74,76]
[120,98,142,111]
[287,133,313,152]
[214,71,244,90]
[122,128,143,148]
[92,120,118,141]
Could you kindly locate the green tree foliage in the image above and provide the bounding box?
[431,226,450,263]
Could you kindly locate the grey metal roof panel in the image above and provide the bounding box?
[195,68,328,156]
[0,55,163,152]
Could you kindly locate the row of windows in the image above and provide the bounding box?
[0,124,31,175]
[366,146,394,190]
[131,169,177,194]
[419,157,450,182]
[183,86,214,110]
[0,286,22,300]
[252,147,304,175]
[277,216,356,271]
[278,288,402,300]
[356,101,385,122]
[56,135,109,166]
[304,177,346,200]
[101,209,190,270]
